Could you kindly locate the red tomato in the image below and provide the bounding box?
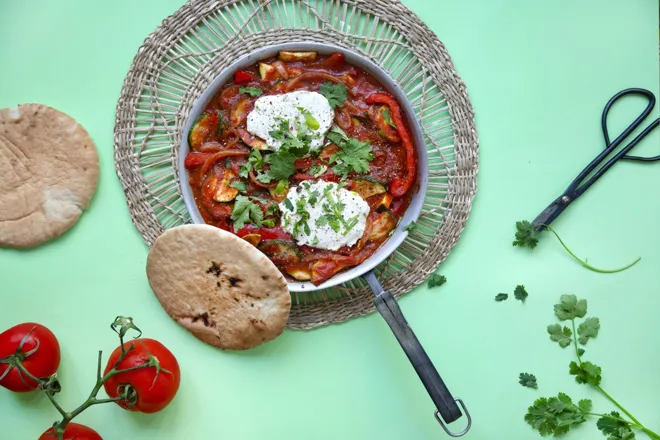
[103,338,180,414]
[234,71,254,84]
[39,423,102,440]
[0,323,60,392]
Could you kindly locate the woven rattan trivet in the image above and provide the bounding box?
[113,0,479,329]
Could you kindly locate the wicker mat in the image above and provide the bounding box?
[113,0,479,329]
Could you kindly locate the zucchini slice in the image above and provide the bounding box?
[268,185,288,203]
[230,97,251,127]
[213,169,239,202]
[376,193,393,211]
[352,177,387,199]
[241,233,262,247]
[258,240,301,265]
[286,263,312,281]
[259,63,277,81]
[188,113,217,150]
[369,211,397,241]
[279,51,317,62]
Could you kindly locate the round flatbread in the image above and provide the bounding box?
[0,104,99,247]
[146,224,291,350]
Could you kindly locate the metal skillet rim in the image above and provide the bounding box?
[178,42,429,293]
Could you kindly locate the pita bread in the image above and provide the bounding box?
[0,104,99,247]
[146,224,291,350]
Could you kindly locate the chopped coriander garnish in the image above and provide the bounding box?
[319,82,347,108]
[428,274,447,288]
[274,179,288,195]
[261,218,276,228]
[239,86,263,97]
[283,198,294,211]
[382,107,396,127]
[231,195,263,230]
[229,181,247,193]
[309,163,327,178]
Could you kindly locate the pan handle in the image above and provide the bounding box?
[363,271,471,437]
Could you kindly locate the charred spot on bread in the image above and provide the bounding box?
[191,312,215,327]
[228,276,241,287]
[207,261,222,276]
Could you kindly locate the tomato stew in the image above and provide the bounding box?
[184,51,417,285]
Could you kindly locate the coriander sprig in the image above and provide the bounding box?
[513,221,640,273]
[525,295,660,440]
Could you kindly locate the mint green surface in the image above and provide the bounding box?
[1,1,659,438]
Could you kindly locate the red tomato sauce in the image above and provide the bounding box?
[184,51,417,285]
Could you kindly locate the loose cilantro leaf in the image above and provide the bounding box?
[319,82,347,108]
[514,285,528,303]
[239,86,263,97]
[577,348,585,356]
[547,324,573,348]
[229,181,247,193]
[554,294,588,321]
[428,274,446,288]
[265,150,297,180]
[525,393,589,436]
[266,203,280,218]
[569,361,602,386]
[513,220,540,249]
[333,138,373,176]
[577,317,600,345]
[326,125,348,145]
[231,195,263,230]
[495,293,508,302]
[274,179,288,195]
[519,373,538,389]
[403,221,417,233]
[597,412,636,440]
[309,164,327,178]
[239,149,264,178]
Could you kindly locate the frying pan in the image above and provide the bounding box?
[179,42,470,436]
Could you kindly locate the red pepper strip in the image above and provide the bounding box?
[365,93,416,197]
[284,72,352,93]
[234,71,254,84]
[184,152,213,169]
[200,150,250,176]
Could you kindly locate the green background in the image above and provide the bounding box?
[1,0,658,438]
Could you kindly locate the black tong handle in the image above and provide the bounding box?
[364,272,471,437]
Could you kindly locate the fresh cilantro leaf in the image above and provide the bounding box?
[308,190,320,206]
[597,412,636,440]
[519,373,538,389]
[319,82,347,108]
[239,86,263,97]
[577,348,585,356]
[547,324,573,348]
[240,149,264,178]
[495,293,508,302]
[309,164,327,178]
[311,236,320,246]
[554,294,588,321]
[569,361,602,386]
[428,274,446,288]
[513,220,540,249]
[282,198,294,212]
[525,393,589,436]
[265,151,297,180]
[326,125,348,145]
[239,162,251,179]
[229,181,247,192]
[403,221,417,233]
[514,285,528,303]
[382,107,396,127]
[266,203,280,217]
[330,137,373,177]
[230,195,263,230]
[577,317,600,345]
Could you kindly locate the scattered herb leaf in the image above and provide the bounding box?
[519,373,538,389]
[514,285,528,303]
[239,86,263,97]
[547,324,573,348]
[428,274,446,288]
[495,293,509,302]
[231,195,263,230]
[577,317,600,345]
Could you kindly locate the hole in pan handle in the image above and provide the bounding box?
[362,271,471,437]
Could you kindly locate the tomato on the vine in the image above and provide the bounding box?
[0,323,60,392]
[39,422,102,440]
[103,338,180,413]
